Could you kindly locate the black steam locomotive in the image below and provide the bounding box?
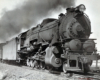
[15,4,99,73]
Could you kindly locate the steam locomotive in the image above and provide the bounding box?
[17,4,98,73]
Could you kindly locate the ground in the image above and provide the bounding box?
[0,63,75,80]
[0,62,100,80]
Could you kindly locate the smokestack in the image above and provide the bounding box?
[0,0,75,42]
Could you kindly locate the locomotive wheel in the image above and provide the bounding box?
[46,65,52,70]
[34,60,39,69]
[40,62,45,70]
[26,59,30,67]
[79,62,91,73]
[30,60,35,68]
[30,60,32,67]
[63,61,68,73]
[83,63,90,73]
[46,65,53,71]
[89,60,92,66]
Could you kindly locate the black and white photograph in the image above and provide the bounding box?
[0,0,100,80]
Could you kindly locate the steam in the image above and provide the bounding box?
[0,0,75,42]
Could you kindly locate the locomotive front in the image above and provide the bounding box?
[59,4,95,53]
[59,4,97,73]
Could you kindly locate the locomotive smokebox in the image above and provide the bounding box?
[69,21,84,37]
[83,40,95,53]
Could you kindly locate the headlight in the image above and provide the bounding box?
[79,4,86,12]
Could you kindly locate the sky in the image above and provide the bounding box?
[0,0,25,17]
[0,0,100,51]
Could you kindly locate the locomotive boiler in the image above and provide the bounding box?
[17,4,98,73]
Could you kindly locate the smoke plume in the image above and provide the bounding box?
[0,0,75,42]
